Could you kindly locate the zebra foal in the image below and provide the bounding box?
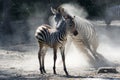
[35,16,76,75]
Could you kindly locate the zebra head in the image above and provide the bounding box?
[51,7,63,25]
[51,7,78,36]
[64,15,78,36]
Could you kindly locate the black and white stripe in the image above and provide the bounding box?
[35,17,75,75]
[72,16,99,58]
[35,21,67,48]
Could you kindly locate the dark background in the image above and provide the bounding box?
[0,0,120,46]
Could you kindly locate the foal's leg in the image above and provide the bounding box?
[42,47,47,73]
[53,48,57,74]
[38,43,43,74]
[60,47,69,76]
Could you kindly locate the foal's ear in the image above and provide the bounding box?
[51,7,58,14]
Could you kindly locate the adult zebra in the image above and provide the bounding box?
[105,5,120,26]
[35,15,76,75]
[51,7,99,63]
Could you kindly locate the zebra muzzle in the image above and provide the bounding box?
[73,30,78,36]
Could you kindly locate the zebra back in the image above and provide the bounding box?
[35,25,51,43]
[35,18,74,48]
[72,16,98,49]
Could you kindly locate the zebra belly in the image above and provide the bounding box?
[39,39,66,48]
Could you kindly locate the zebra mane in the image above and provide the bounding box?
[42,24,52,29]
[72,15,96,40]
[56,18,66,30]
[73,16,94,29]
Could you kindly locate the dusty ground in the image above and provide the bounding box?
[0,21,120,80]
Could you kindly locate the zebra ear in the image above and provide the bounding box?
[58,7,68,16]
[59,7,64,13]
[51,7,58,14]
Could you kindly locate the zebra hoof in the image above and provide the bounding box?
[66,73,69,76]
[53,70,57,75]
[43,69,46,73]
[54,72,57,75]
[40,71,44,74]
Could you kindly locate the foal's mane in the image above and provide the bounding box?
[42,24,52,29]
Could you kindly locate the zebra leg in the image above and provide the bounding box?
[42,48,47,73]
[81,39,98,60]
[86,42,98,59]
[89,48,98,59]
[76,42,95,65]
[58,36,72,64]
[38,43,43,74]
[53,48,57,74]
[91,44,99,59]
[60,47,69,76]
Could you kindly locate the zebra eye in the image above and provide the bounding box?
[73,30,78,36]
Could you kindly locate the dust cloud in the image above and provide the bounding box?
[96,23,120,67]
[21,3,120,71]
[1,3,90,71]
[1,2,120,74]
[49,3,88,27]
[49,3,120,69]
[60,3,88,18]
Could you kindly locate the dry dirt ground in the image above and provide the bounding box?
[0,21,120,80]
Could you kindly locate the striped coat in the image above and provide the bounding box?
[35,17,75,75]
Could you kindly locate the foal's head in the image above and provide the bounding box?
[51,7,78,36]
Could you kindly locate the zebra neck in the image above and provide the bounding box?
[57,20,67,33]
[56,20,67,39]
[58,26,67,40]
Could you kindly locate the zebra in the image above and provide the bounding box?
[51,7,99,65]
[35,15,76,75]
[105,5,120,26]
